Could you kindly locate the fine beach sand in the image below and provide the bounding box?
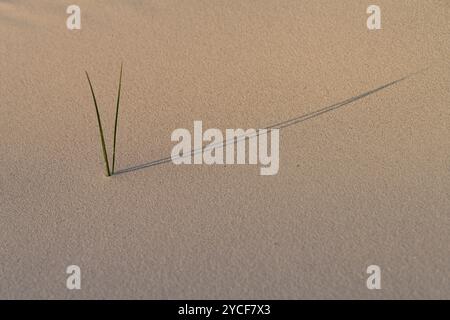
[1,0,449,299]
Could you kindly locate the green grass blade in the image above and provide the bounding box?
[111,63,123,174]
[85,71,111,177]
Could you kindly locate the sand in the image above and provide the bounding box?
[1,0,449,299]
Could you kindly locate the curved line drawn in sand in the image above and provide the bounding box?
[114,69,427,176]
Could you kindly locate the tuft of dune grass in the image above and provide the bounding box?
[85,64,123,177]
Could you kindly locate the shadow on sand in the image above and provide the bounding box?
[115,71,422,175]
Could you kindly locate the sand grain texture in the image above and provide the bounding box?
[1,0,449,299]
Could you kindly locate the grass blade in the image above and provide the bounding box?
[85,71,111,177]
[111,63,123,174]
